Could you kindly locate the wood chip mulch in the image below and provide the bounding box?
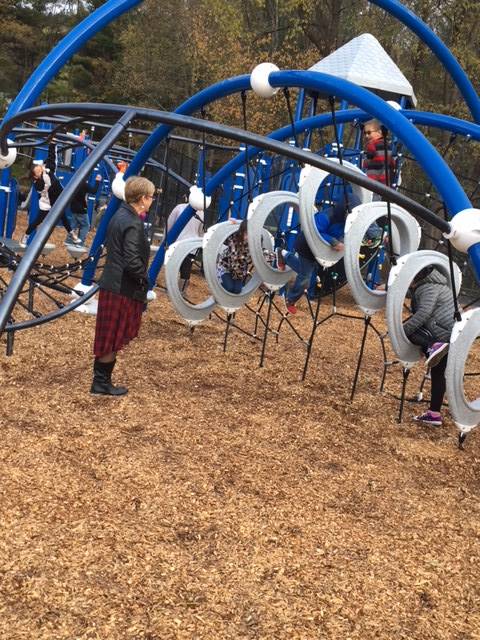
[1,266,480,639]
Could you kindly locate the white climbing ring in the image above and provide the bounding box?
[202,220,263,312]
[164,238,215,325]
[446,308,480,433]
[385,250,462,367]
[247,191,298,290]
[344,201,421,316]
[298,160,373,268]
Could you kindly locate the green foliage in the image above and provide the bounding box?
[1,0,480,147]
[2,0,480,120]
[109,0,192,110]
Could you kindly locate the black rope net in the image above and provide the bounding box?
[0,240,105,333]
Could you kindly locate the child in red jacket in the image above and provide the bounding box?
[363,119,396,186]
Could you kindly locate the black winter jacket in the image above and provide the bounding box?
[33,143,63,211]
[71,180,100,215]
[294,231,315,262]
[99,204,150,302]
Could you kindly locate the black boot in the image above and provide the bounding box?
[90,359,128,396]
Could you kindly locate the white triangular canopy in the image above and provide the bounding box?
[309,33,417,106]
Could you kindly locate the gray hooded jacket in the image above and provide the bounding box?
[403,269,455,343]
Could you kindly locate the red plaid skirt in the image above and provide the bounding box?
[93,289,143,357]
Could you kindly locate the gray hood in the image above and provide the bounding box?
[423,268,448,287]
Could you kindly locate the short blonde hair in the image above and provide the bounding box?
[124,176,155,204]
[365,118,381,132]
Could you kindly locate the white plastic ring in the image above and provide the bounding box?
[164,238,215,325]
[344,201,421,316]
[298,160,373,267]
[385,250,462,367]
[247,191,298,290]
[202,221,262,312]
[446,308,480,433]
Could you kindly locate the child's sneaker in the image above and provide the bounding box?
[286,302,297,315]
[425,342,449,369]
[19,234,28,248]
[275,247,285,271]
[413,410,443,427]
[70,231,82,245]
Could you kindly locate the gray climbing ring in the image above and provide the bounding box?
[446,308,480,433]
[298,160,372,268]
[385,250,462,367]
[202,220,262,312]
[164,238,216,325]
[247,191,297,290]
[344,201,421,316]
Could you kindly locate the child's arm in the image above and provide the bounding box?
[403,287,440,336]
[45,143,57,173]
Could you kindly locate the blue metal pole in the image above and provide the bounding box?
[404,112,480,139]
[0,0,144,238]
[3,179,17,237]
[369,0,480,123]
[294,89,306,122]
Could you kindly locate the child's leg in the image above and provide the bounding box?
[283,251,302,273]
[61,212,73,233]
[285,255,316,304]
[407,326,435,351]
[76,213,90,244]
[221,273,243,294]
[429,357,447,413]
[25,209,48,235]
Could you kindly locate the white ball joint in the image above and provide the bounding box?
[112,169,126,201]
[444,208,480,253]
[189,185,211,211]
[386,100,402,111]
[0,139,17,169]
[250,63,280,98]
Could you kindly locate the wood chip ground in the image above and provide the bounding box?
[1,250,480,639]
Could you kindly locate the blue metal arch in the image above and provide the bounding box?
[0,0,144,234]
[369,0,480,123]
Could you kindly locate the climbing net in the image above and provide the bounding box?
[0,239,104,352]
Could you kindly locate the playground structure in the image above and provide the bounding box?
[0,0,478,442]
